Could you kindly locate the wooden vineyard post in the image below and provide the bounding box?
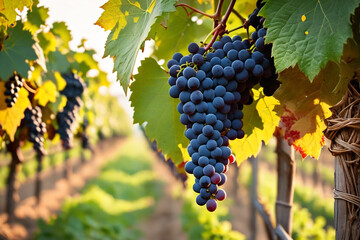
[35,154,43,205]
[250,156,258,240]
[324,81,360,240]
[275,131,296,235]
[5,139,23,223]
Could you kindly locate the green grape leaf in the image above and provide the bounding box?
[71,50,99,77]
[0,22,37,80]
[231,89,280,164]
[261,0,360,81]
[37,31,57,56]
[130,57,188,164]
[100,0,177,93]
[0,0,32,26]
[50,22,72,52]
[23,0,48,34]
[151,2,212,64]
[46,50,71,74]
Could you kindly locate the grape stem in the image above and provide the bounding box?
[231,9,246,24]
[23,81,37,94]
[204,0,237,51]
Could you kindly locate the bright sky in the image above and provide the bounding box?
[38,0,150,118]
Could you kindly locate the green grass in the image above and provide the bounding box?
[36,137,163,240]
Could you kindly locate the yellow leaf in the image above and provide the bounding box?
[34,81,56,106]
[0,0,32,26]
[0,82,31,141]
[95,0,127,37]
[54,71,66,91]
[231,89,280,164]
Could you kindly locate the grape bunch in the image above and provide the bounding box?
[23,106,47,156]
[4,74,24,108]
[167,2,279,212]
[56,73,85,149]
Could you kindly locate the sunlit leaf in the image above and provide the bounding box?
[35,81,57,106]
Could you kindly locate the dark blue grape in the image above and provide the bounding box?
[193,166,204,178]
[198,145,211,157]
[177,102,184,113]
[245,59,256,71]
[237,129,245,139]
[199,176,211,187]
[201,78,213,89]
[226,129,237,140]
[187,77,200,90]
[172,52,183,62]
[232,60,244,72]
[215,86,226,97]
[214,49,225,59]
[188,42,199,54]
[215,162,225,173]
[196,70,206,81]
[196,195,207,206]
[200,62,212,72]
[192,53,204,65]
[255,37,265,50]
[167,59,179,69]
[220,36,232,44]
[185,161,196,173]
[187,145,195,156]
[224,119,231,128]
[217,77,228,86]
[258,28,267,37]
[169,65,180,77]
[210,57,221,66]
[223,66,235,80]
[206,139,217,151]
[180,55,192,65]
[235,69,249,82]
[211,147,222,159]
[168,76,177,86]
[203,165,215,176]
[183,102,196,115]
[205,114,217,125]
[209,184,218,194]
[212,65,224,77]
[251,31,258,41]
[233,40,244,51]
[202,125,214,137]
[188,112,206,123]
[190,90,203,103]
[192,122,203,134]
[219,173,227,186]
[238,49,250,61]
[200,188,211,199]
[185,128,197,140]
[223,42,234,53]
[204,89,215,101]
[196,101,208,113]
[192,152,200,164]
[227,49,238,61]
[190,139,200,150]
[193,182,201,193]
[216,112,226,122]
[169,85,180,98]
[223,92,235,104]
[180,113,190,125]
[220,58,232,68]
[212,41,223,50]
[221,146,232,158]
[253,65,264,77]
[252,51,264,63]
[216,189,226,201]
[183,67,196,79]
[232,35,242,41]
[176,76,187,90]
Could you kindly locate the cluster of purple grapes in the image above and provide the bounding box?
[4,74,24,108]
[23,106,47,156]
[56,73,85,149]
[167,2,279,212]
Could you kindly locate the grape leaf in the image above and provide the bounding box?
[23,0,48,34]
[50,22,72,52]
[95,0,126,32]
[100,0,177,93]
[0,83,30,141]
[0,0,32,26]
[230,89,280,164]
[130,57,189,164]
[273,55,357,158]
[37,31,57,56]
[0,22,37,80]
[151,2,212,63]
[46,50,70,74]
[261,0,360,81]
[34,81,57,106]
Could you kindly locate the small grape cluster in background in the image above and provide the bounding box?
[4,74,24,108]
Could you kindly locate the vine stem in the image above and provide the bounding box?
[204,0,237,51]
[24,81,37,94]
[175,3,215,19]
